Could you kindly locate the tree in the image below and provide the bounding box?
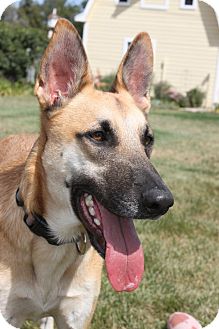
[0,22,47,82]
[42,0,85,35]
[0,1,87,82]
[17,0,44,28]
[2,0,87,35]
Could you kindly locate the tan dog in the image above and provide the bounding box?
[0,19,173,329]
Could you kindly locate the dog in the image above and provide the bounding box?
[0,19,174,329]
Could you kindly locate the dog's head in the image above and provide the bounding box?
[32,19,174,292]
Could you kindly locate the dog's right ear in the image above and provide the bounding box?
[35,18,93,110]
[111,32,153,112]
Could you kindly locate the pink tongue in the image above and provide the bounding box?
[97,204,144,292]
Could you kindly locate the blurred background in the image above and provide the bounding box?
[1,0,219,109]
[0,1,219,329]
[0,0,87,95]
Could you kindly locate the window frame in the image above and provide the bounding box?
[123,37,133,54]
[123,37,157,56]
[140,0,169,10]
[115,0,131,6]
[180,0,197,10]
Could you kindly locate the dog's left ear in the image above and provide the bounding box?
[112,33,153,112]
[35,18,93,110]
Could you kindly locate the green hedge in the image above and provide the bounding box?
[153,81,206,108]
[0,22,47,82]
[0,78,33,96]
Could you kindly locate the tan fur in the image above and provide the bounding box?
[0,19,154,329]
[0,134,103,328]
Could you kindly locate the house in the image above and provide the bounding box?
[75,0,219,107]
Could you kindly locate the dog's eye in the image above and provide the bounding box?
[142,128,154,157]
[89,131,106,142]
[143,129,154,147]
[144,134,153,147]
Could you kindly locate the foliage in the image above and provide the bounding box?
[0,78,13,96]
[100,74,115,86]
[2,0,86,36]
[95,74,115,91]
[15,0,44,29]
[151,99,179,110]
[0,78,33,96]
[177,95,190,108]
[0,1,87,83]
[214,103,219,113]
[153,81,183,109]
[153,81,205,108]
[153,81,172,101]
[186,88,205,108]
[0,22,47,82]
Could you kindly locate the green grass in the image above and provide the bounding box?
[0,97,219,329]
[0,96,39,138]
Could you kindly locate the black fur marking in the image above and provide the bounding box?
[141,125,154,158]
[65,180,70,188]
[76,120,119,147]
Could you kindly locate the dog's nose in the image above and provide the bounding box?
[142,188,174,216]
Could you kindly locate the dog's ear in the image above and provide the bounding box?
[35,18,93,110]
[112,33,153,112]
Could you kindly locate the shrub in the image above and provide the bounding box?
[151,99,179,110]
[153,81,171,101]
[214,103,219,113]
[95,74,115,91]
[0,22,47,82]
[0,78,12,96]
[153,81,205,108]
[0,78,33,96]
[186,88,205,107]
[177,95,190,108]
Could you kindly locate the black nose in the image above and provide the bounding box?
[142,188,174,216]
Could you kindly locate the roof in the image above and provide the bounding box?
[201,0,219,26]
[74,0,94,22]
[75,0,219,27]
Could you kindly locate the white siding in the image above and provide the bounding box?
[84,0,219,106]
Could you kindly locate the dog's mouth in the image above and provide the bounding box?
[75,193,144,292]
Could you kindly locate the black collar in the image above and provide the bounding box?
[15,188,87,254]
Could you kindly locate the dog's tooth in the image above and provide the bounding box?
[89,207,95,216]
[85,195,93,206]
[88,199,94,207]
[85,195,94,208]
[93,218,101,226]
[85,200,94,207]
[87,195,93,201]
[85,198,90,207]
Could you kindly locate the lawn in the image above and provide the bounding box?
[0,96,219,329]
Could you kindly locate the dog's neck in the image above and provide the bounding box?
[18,135,84,246]
[19,136,46,215]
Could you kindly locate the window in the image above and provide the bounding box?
[140,0,169,10]
[180,0,197,9]
[123,37,157,56]
[116,0,130,6]
[123,38,133,54]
